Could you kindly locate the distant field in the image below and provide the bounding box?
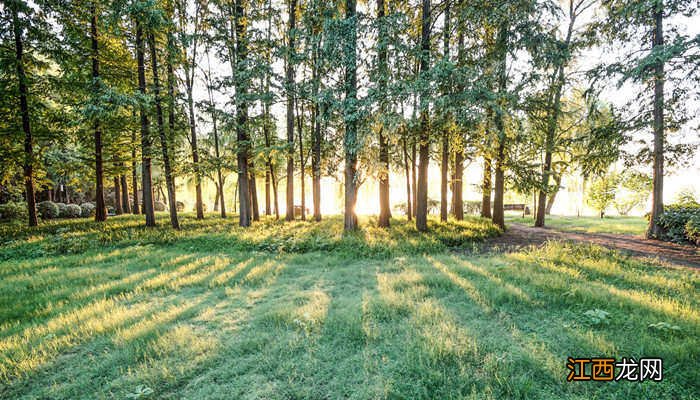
[506,214,648,236]
[1,214,697,399]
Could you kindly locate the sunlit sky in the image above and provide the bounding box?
[171,1,699,217]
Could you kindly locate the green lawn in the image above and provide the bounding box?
[1,214,698,399]
[506,214,648,236]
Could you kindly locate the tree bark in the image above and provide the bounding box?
[234,0,251,227]
[453,148,464,220]
[402,135,412,221]
[135,19,155,227]
[296,99,306,221]
[214,183,220,211]
[148,33,179,229]
[285,0,297,222]
[343,0,359,231]
[439,0,450,222]
[11,2,38,227]
[120,174,131,214]
[545,174,561,215]
[415,0,431,232]
[90,3,106,222]
[481,155,492,218]
[250,162,260,221]
[647,5,665,239]
[377,0,390,228]
[491,25,508,231]
[113,175,123,214]
[131,127,140,214]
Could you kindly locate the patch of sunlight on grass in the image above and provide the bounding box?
[208,258,253,287]
[115,297,207,343]
[428,257,493,312]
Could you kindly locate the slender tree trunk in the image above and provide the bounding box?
[343,0,359,230]
[491,25,508,230]
[135,19,155,227]
[415,0,431,232]
[647,6,665,239]
[250,163,260,221]
[411,136,417,218]
[182,4,203,219]
[214,183,220,211]
[545,174,561,215]
[114,175,123,214]
[271,162,279,219]
[402,135,412,221]
[265,169,271,215]
[377,0,390,227]
[453,148,464,220]
[213,115,226,218]
[311,43,322,222]
[148,33,179,229]
[296,100,306,221]
[285,0,297,221]
[481,155,492,218]
[234,0,251,227]
[11,2,38,226]
[90,3,106,222]
[120,174,131,214]
[439,1,450,222]
[131,128,140,214]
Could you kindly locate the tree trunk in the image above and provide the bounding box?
[135,19,155,227]
[12,2,38,227]
[131,128,140,215]
[285,0,297,222]
[114,175,123,214]
[415,0,431,232]
[403,135,412,221]
[343,0,359,231]
[90,3,106,222]
[148,33,179,229]
[481,156,492,218]
[250,163,260,221]
[120,174,131,214]
[296,99,306,221]
[411,137,417,218]
[439,1,450,222]
[183,11,203,220]
[491,25,508,231]
[234,0,251,227]
[214,183,220,211]
[647,6,665,239]
[377,0,390,228]
[453,147,464,220]
[545,174,561,215]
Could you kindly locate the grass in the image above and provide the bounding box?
[506,214,648,236]
[1,213,698,399]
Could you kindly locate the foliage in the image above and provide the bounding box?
[80,202,96,218]
[154,201,166,212]
[37,201,60,219]
[685,215,700,245]
[586,172,619,218]
[0,201,28,222]
[582,308,611,326]
[613,171,652,215]
[656,203,700,243]
[55,203,68,218]
[64,204,82,218]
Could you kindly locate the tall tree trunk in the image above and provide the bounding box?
[213,113,226,218]
[377,0,390,227]
[113,175,123,214]
[120,173,131,214]
[285,0,297,221]
[545,176,560,215]
[411,133,417,218]
[647,5,665,239]
[148,33,179,229]
[453,148,464,220]
[91,3,106,222]
[265,169,271,215]
[311,37,322,222]
[343,0,359,231]
[11,2,38,226]
[535,3,575,228]
[439,1,450,222]
[264,0,275,219]
[131,128,140,214]
[296,99,306,221]
[481,155,492,218]
[250,162,260,221]
[415,0,431,232]
[235,0,251,227]
[214,183,220,211]
[135,19,155,227]
[402,135,412,221]
[491,25,508,230]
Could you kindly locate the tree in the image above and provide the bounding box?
[285,0,297,222]
[343,0,359,231]
[587,172,619,218]
[414,0,431,232]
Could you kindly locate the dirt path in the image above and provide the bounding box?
[482,223,700,269]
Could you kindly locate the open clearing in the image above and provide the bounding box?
[1,214,698,399]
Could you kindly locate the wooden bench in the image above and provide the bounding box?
[504,203,531,215]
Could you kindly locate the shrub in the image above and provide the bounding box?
[65,204,82,218]
[37,201,60,219]
[176,201,185,212]
[0,201,28,222]
[55,203,69,218]
[80,202,96,218]
[464,201,481,215]
[685,215,700,246]
[656,203,700,243]
[154,201,166,212]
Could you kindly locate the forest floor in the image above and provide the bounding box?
[0,214,698,399]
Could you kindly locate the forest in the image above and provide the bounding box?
[1,0,699,398]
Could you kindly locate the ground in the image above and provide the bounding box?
[0,214,698,399]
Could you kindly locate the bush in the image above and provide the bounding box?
[464,201,482,215]
[154,201,166,212]
[37,201,60,219]
[685,215,700,246]
[55,203,69,218]
[0,201,28,222]
[80,202,96,218]
[656,203,700,243]
[176,201,185,212]
[64,204,82,218]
